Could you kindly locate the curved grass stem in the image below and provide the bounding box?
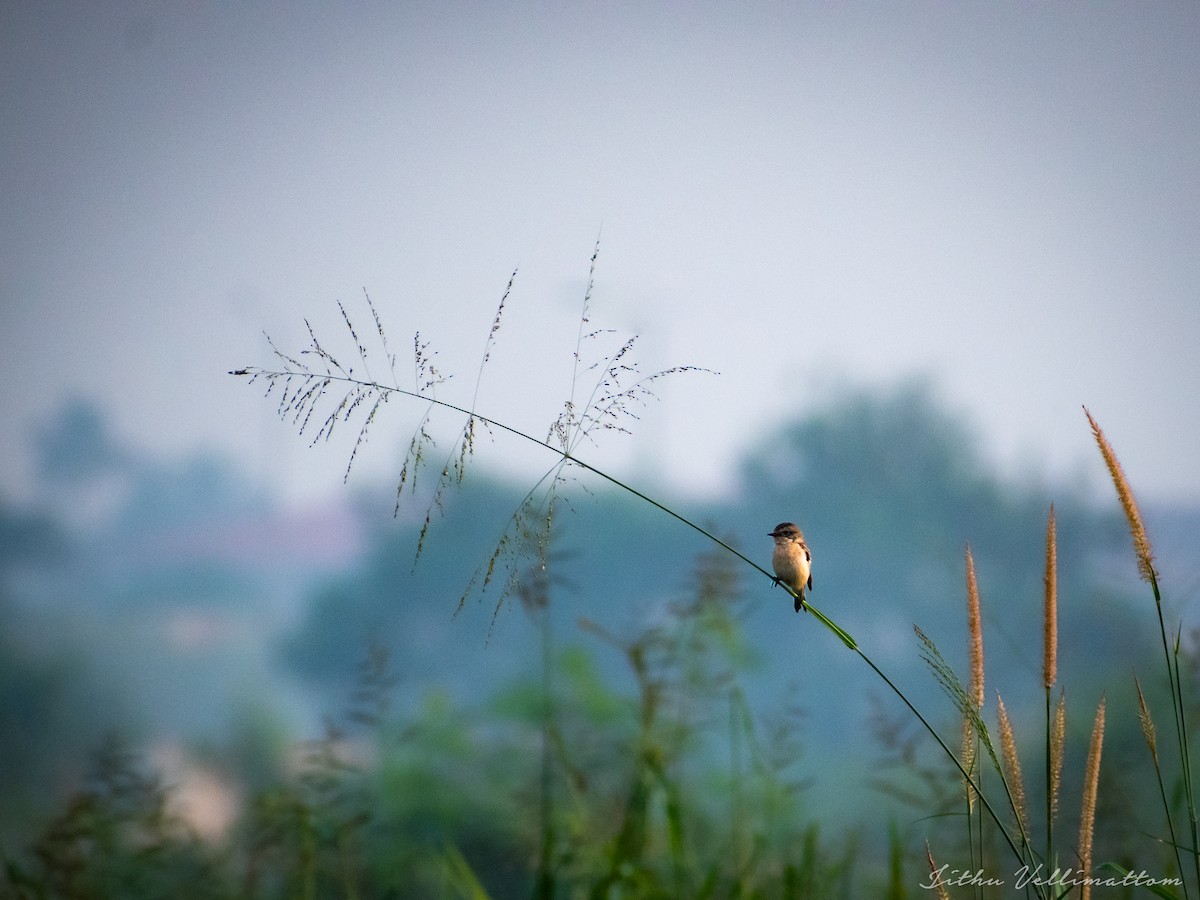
[233,364,1051,878]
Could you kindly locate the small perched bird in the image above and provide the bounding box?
[769,522,812,612]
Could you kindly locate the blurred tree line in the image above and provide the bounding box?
[1,383,1187,897]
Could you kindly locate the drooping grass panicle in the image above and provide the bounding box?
[1077,696,1106,900]
[555,236,604,455]
[556,330,714,459]
[550,237,715,460]
[394,332,446,519]
[996,693,1029,837]
[236,246,720,627]
[1043,504,1057,690]
[362,288,398,381]
[456,465,561,628]
[965,544,985,711]
[415,271,517,565]
[1084,407,1157,583]
[456,267,516,474]
[242,303,414,488]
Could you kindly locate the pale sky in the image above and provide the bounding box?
[4,2,1199,509]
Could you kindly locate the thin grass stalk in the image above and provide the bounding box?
[854,648,1023,863]
[536,587,555,900]
[958,713,985,900]
[1167,610,1200,898]
[918,600,1046,890]
[1042,504,1058,872]
[886,821,904,900]
[729,688,745,881]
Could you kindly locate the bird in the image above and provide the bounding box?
[768,522,812,612]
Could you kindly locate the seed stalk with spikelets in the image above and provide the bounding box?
[962,543,986,876]
[965,545,985,712]
[1077,696,1106,900]
[997,694,1030,840]
[1042,505,1057,692]
[1084,407,1156,584]
[924,843,953,900]
[1133,676,1180,862]
[916,533,1100,899]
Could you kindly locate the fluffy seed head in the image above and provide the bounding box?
[997,693,1029,836]
[1085,407,1157,583]
[965,545,984,709]
[1043,504,1058,689]
[1050,690,1066,821]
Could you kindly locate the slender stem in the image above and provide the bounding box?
[241,366,1040,870]
[1151,575,1197,898]
[1045,687,1053,881]
[854,650,1024,865]
[536,596,555,900]
[561,451,856,649]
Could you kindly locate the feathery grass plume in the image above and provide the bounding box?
[1043,504,1057,689]
[1134,674,1189,892]
[235,244,721,632]
[1049,690,1066,822]
[1084,407,1157,582]
[965,544,985,710]
[915,625,1001,776]
[1135,678,1159,764]
[1077,696,1106,900]
[996,693,1029,836]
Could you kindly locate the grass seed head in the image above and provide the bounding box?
[965,545,984,709]
[1084,407,1157,583]
[1078,695,1106,900]
[1043,504,1058,689]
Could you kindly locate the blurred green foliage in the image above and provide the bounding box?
[1,385,1192,896]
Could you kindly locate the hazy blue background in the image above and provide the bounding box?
[2,1,1199,871]
[4,1,1199,508]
